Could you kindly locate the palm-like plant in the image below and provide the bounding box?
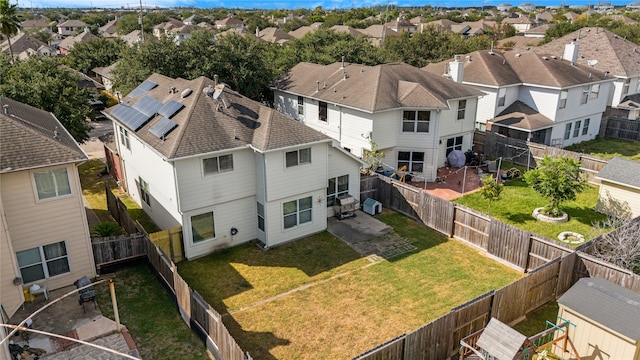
[0,0,21,62]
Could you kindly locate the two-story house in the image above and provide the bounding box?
[57,20,87,37]
[104,74,363,260]
[0,96,96,318]
[423,49,613,147]
[272,61,483,181]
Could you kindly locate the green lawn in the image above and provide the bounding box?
[454,178,606,242]
[564,138,640,161]
[179,211,521,360]
[513,302,559,337]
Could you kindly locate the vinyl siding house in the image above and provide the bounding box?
[0,96,96,318]
[423,49,613,147]
[272,61,483,181]
[595,157,640,219]
[104,74,362,260]
[57,19,87,37]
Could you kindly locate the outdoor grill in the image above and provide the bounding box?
[333,195,356,220]
[74,276,97,313]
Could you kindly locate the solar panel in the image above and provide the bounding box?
[149,116,178,138]
[110,104,152,131]
[133,96,163,117]
[157,100,184,119]
[128,80,158,98]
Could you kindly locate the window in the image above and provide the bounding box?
[446,136,463,156]
[139,177,150,207]
[16,242,70,283]
[457,100,467,120]
[34,168,71,200]
[297,96,304,115]
[497,88,506,107]
[590,84,600,99]
[581,86,590,104]
[327,175,349,207]
[283,197,312,229]
[623,78,631,95]
[285,148,311,167]
[582,118,590,135]
[573,120,581,137]
[119,126,130,150]
[564,123,572,140]
[203,154,234,175]
[398,151,424,173]
[191,212,215,243]
[257,203,265,231]
[402,110,430,132]
[319,101,327,122]
[559,90,568,109]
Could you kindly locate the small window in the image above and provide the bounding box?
[590,83,599,99]
[327,175,349,207]
[445,136,463,156]
[573,120,581,137]
[203,154,234,175]
[497,88,506,107]
[319,101,327,122]
[623,78,630,95]
[16,241,70,283]
[297,96,304,115]
[119,126,130,150]
[398,151,424,173]
[285,148,311,167]
[257,202,265,231]
[34,168,71,200]
[581,86,590,104]
[283,197,312,229]
[191,211,215,243]
[457,99,466,120]
[564,123,572,140]
[559,90,568,109]
[402,110,430,132]
[582,118,590,135]
[139,177,150,207]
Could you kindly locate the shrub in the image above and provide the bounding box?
[91,221,123,237]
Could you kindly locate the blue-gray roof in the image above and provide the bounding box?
[558,277,640,340]
[596,157,640,190]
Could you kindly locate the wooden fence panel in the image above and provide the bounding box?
[527,236,573,271]
[523,259,560,313]
[390,182,421,220]
[173,271,191,324]
[557,252,578,297]
[149,226,184,263]
[491,276,528,325]
[577,252,640,293]
[604,117,640,142]
[354,335,405,360]
[422,194,455,236]
[450,292,493,357]
[360,175,379,203]
[207,314,246,360]
[91,233,147,267]
[191,290,210,334]
[453,205,490,251]
[403,312,455,360]
[488,221,530,270]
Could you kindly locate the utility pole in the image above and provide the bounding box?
[139,0,144,43]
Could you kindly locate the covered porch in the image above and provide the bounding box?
[487,101,554,146]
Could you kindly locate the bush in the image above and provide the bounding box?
[91,221,123,237]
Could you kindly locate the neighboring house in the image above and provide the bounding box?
[98,18,118,37]
[58,29,96,55]
[167,24,197,44]
[497,3,513,11]
[152,18,185,39]
[214,17,245,30]
[556,277,640,360]
[502,15,536,33]
[1,33,55,59]
[288,25,319,39]
[386,18,417,33]
[595,157,640,218]
[523,23,554,38]
[57,19,88,36]
[93,63,117,92]
[564,11,580,23]
[256,27,294,44]
[423,49,613,147]
[535,11,554,23]
[518,2,535,11]
[120,29,143,46]
[183,14,196,25]
[103,74,363,259]
[0,96,96,319]
[534,27,640,108]
[20,19,50,32]
[273,61,483,181]
[357,25,398,46]
[329,25,364,38]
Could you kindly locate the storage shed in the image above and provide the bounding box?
[555,277,640,360]
[596,157,640,218]
[363,198,382,215]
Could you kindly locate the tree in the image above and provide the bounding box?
[0,0,21,61]
[362,141,385,174]
[66,37,126,74]
[589,217,640,274]
[523,155,588,217]
[479,174,503,215]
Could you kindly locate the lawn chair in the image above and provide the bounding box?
[487,160,498,177]
[74,276,97,313]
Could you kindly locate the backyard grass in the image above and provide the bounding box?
[179,211,522,359]
[513,302,560,337]
[564,138,640,161]
[454,178,606,242]
[95,263,209,360]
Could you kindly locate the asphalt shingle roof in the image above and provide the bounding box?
[490,101,555,130]
[106,74,329,160]
[596,157,640,190]
[558,277,640,341]
[0,96,87,173]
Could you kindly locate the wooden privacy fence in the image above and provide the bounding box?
[91,234,147,270]
[602,117,640,142]
[149,226,184,263]
[105,182,147,235]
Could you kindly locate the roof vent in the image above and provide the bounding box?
[181,88,193,98]
[316,81,320,92]
[587,59,598,67]
[465,55,472,62]
[515,53,521,57]
[542,56,548,60]
[3,104,9,115]
[551,55,557,59]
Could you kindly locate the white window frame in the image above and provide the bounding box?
[582,118,590,135]
[203,154,234,175]
[457,99,467,120]
[398,151,425,173]
[283,197,312,229]
[191,211,215,243]
[139,177,150,207]
[559,90,568,109]
[119,126,130,150]
[297,96,304,116]
[285,148,311,168]
[33,168,72,201]
[573,120,581,137]
[257,202,265,232]
[446,136,463,156]
[581,86,590,104]
[318,101,327,122]
[402,110,430,133]
[327,175,349,207]
[497,88,506,107]
[564,123,572,140]
[623,78,631,95]
[590,83,600,99]
[16,241,70,283]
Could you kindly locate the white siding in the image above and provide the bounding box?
[255,152,267,243]
[439,98,477,138]
[339,107,375,156]
[274,91,301,121]
[475,87,499,127]
[327,146,362,216]
[598,182,640,219]
[0,206,23,317]
[371,110,399,151]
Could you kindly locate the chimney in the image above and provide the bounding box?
[563,41,579,64]
[341,56,345,69]
[214,74,218,86]
[449,54,465,83]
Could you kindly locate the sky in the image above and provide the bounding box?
[19,0,628,10]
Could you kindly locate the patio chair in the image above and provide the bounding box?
[487,160,498,176]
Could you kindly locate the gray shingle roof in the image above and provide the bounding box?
[477,318,527,360]
[106,74,329,160]
[275,62,484,113]
[0,96,87,173]
[489,101,555,130]
[558,277,640,341]
[596,157,640,190]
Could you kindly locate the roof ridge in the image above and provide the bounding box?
[167,77,208,158]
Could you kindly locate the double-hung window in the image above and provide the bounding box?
[559,90,568,109]
[203,154,234,175]
[319,101,327,122]
[283,197,312,229]
[327,175,349,207]
[139,177,150,207]
[402,110,430,132]
[446,136,463,156]
[623,78,631,95]
[497,88,506,107]
[297,96,304,116]
[457,100,466,120]
[191,212,215,243]
[582,118,590,135]
[573,120,581,137]
[581,86,590,104]
[34,168,71,200]
[564,123,572,140]
[398,151,425,173]
[590,84,600,99]
[16,241,70,283]
[257,203,265,231]
[119,126,130,150]
[285,148,311,167]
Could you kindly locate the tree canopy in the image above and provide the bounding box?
[0,0,21,60]
[66,37,126,74]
